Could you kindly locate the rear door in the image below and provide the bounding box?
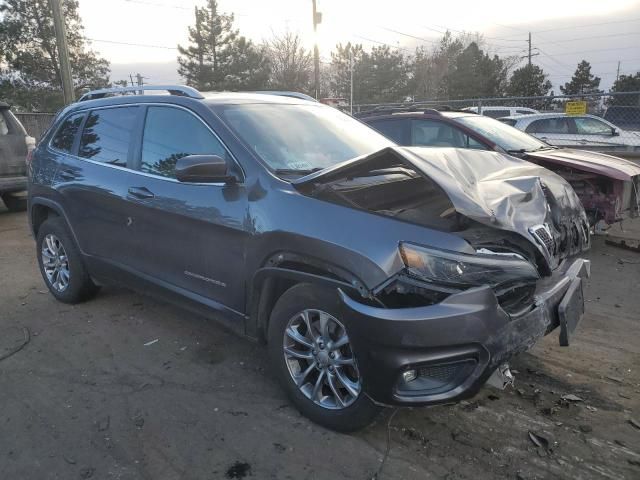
[54,105,143,268]
[525,117,574,146]
[123,104,249,314]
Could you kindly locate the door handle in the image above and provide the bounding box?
[128,186,155,199]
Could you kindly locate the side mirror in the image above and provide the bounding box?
[175,154,235,184]
[611,128,619,136]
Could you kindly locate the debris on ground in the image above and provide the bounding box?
[143,339,159,346]
[528,431,551,455]
[560,394,584,403]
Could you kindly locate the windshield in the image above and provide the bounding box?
[217,104,393,172]
[455,115,549,152]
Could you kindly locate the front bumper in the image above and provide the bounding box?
[339,258,590,406]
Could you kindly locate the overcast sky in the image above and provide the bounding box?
[78,0,640,93]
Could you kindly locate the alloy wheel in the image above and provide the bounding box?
[283,309,361,409]
[41,233,70,292]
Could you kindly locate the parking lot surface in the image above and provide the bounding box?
[1,207,639,479]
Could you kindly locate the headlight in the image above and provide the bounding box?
[399,242,539,289]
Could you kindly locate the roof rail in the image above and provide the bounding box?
[251,91,317,102]
[78,85,204,102]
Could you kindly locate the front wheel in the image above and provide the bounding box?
[268,283,381,432]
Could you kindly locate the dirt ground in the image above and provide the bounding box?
[1,207,639,480]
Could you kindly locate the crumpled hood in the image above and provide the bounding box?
[294,146,590,269]
[399,148,588,249]
[526,148,640,181]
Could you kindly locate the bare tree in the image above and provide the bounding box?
[265,31,312,92]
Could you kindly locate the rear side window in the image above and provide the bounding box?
[516,109,534,115]
[79,107,138,167]
[51,113,84,153]
[411,119,465,147]
[525,118,570,134]
[367,119,409,145]
[499,118,517,126]
[140,106,227,178]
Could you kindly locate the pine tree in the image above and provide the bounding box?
[0,0,110,110]
[560,60,602,95]
[506,64,552,97]
[177,0,269,91]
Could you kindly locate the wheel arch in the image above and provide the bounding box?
[29,197,80,247]
[247,252,370,342]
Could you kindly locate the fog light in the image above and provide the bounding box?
[402,369,417,383]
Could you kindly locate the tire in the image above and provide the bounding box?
[36,216,99,303]
[268,283,382,432]
[2,192,27,212]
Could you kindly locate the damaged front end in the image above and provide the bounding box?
[294,147,590,314]
[292,147,591,406]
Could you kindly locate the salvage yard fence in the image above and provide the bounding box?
[15,112,55,142]
[353,91,640,158]
[13,91,640,159]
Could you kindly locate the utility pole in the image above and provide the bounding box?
[312,0,321,99]
[136,73,144,86]
[525,32,539,66]
[616,61,621,82]
[129,74,135,87]
[50,0,74,104]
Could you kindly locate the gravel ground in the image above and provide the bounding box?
[1,207,639,480]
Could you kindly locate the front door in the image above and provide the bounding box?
[124,105,248,314]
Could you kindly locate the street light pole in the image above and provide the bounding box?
[50,0,75,104]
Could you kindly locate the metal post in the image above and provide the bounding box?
[50,0,75,104]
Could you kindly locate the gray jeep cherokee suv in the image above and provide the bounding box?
[28,86,590,431]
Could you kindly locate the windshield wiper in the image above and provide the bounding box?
[274,167,324,176]
[506,149,526,154]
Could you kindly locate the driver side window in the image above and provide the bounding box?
[574,117,612,135]
[141,106,227,179]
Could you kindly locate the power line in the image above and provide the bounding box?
[535,31,640,45]
[86,37,178,50]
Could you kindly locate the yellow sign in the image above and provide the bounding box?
[565,101,587,115]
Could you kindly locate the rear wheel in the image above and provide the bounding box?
[1,192,27,212]
[268,283,381,432]
[36,217,99,303]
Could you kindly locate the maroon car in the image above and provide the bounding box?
[360,109,640,226]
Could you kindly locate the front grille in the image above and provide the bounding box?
[530,224,556,257]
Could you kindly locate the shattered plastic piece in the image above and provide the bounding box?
[561,394,584,402]
[143,339,159,346]
[528,431,550,453]
[487,364,515,390]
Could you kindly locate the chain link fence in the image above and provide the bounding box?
[14,112,55,142]
[353,91,640,158]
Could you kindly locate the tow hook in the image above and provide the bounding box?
[487,363,515,390]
